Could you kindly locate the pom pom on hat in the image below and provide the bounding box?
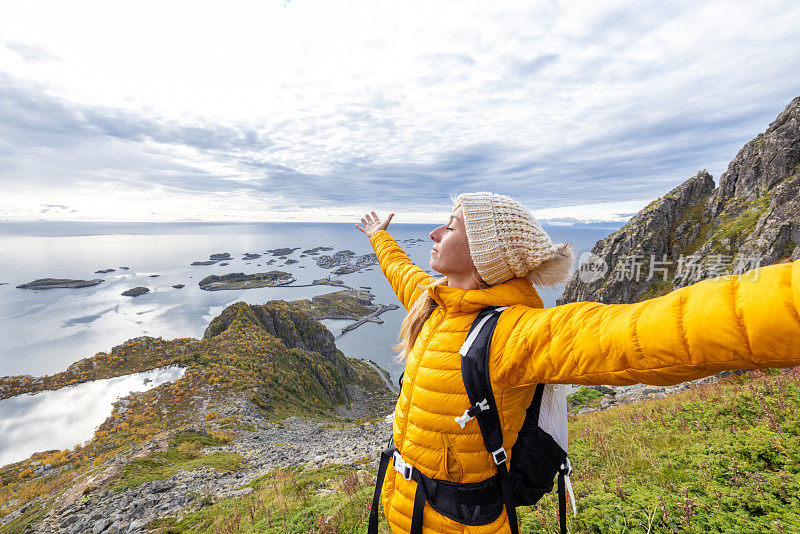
[454,192,575,287]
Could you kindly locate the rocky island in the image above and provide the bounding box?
[302,246,333,255]
[121,287,149,297]
[265,247,300,256]
[314,250,378,274]
[284,289,399,331]
[198,271,296,291]
[16,278,104,290]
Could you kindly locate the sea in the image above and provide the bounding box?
[0,220,621,465]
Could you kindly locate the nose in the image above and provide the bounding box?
[429,226,442,242]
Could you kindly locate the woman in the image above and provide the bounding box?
[355,191,800,534]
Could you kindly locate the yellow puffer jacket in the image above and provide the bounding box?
[369,230,800,534]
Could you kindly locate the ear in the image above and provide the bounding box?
[528,242,575,288]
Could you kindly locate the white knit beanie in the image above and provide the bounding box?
[454,192,575,287]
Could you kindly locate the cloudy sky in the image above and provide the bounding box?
[1,0,798,224]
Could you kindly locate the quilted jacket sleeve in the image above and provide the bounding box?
[369,230,437,310]
[491,259,800,389]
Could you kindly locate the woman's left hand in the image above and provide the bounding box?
[355,211,394,238]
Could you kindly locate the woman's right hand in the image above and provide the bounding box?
[355,211,394,238]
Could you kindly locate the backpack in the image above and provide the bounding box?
[369,305,576,534]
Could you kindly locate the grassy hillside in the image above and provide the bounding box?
[141,367,800,533]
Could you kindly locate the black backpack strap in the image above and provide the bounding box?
[368,441,395,534]
[367,445,429,534]
[460,306,520,534]
[558,471,567,534]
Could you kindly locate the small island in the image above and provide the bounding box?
[266,247,301,256]
[190,260,218,266]
[172,284,185,289]
[17,278,104,290]
[121,287,150,297]
[198,271,296,291]
[313,278,347,287]
[289,289,399,332]
[302,246,333,254]
[243,253,261,260]
[94,268,116,274]
[315,250,379,274]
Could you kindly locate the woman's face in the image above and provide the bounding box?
[429,206,478,281]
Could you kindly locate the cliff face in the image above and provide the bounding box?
[559,96,800,305]
[205,301,342,366]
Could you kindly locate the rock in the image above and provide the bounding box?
[127,518,148,532]
[121,287,149,297]
[60,515,80,528]
[150,480,174,493]
[92,517,112,533]
[560,96,800,306]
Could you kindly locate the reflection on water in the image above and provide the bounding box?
[0,365,186,467]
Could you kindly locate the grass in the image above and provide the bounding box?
[110,430,242,491]
[0,501,49,534]
[148,464,385,533]
[634,279,675,303]
[567,387,605,414]
[143,368,800,533]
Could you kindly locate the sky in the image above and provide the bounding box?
[1,0,798,225]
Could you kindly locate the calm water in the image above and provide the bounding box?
[0,365,185,466]
[0,221,619,384]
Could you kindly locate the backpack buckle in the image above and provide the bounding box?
[560,457,573,477]
[454,399,490,428]
[392,451,413,481]
[491,447,507,465]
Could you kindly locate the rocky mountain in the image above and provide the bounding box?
[559,96,800,305]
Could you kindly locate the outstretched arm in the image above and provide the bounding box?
[490,259,800,389]
[369,230,436,311]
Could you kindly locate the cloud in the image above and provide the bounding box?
[5,41,58,63]
[0,1,799,222]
